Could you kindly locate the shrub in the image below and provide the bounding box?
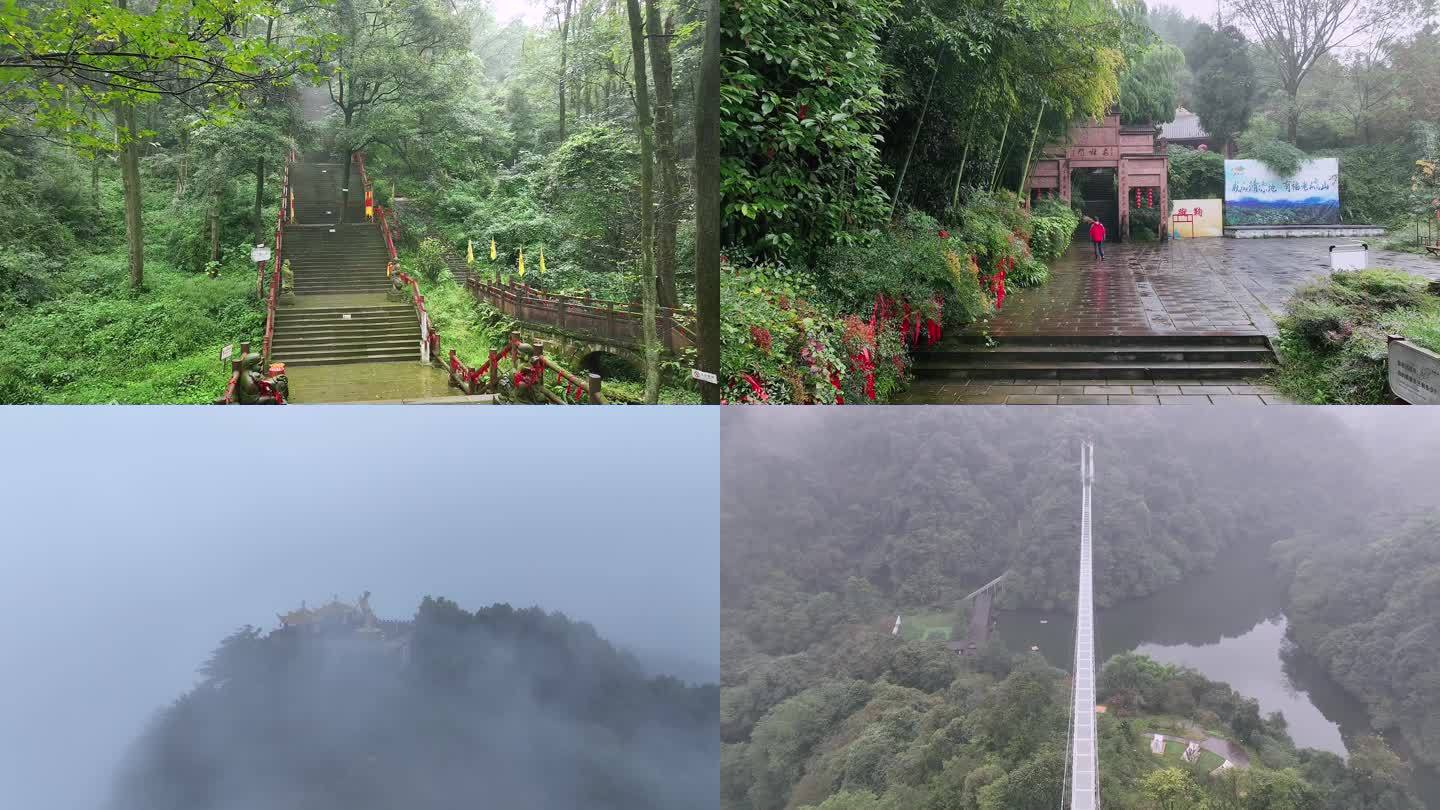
[1129,207,1162,241]
[1326,269,1426,311]
[1272,268,1440,403]
[1238,130,1308,177]
[816,212,989,332]
[721,264,907,404]
[1167,145,1225,199]
[1009,255,1049,288]
[414,237,452,283]
[1029,200,1080,262]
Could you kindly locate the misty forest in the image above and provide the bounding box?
[0,0,719,404]
[107,596,719,810]
[721,410,1440,810]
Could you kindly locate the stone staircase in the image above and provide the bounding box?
[912,335,1277,381]
[290,157,365,224]
[270,154,420,368]
[284,225,392,296]
[270,303,420,366]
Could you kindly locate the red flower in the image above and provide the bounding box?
[797,104,809,121]
[741,373,769,402]
[938,229,950,239]
[750,325,773,353]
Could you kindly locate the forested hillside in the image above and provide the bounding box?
[108,597,718,810]
[0,0,716,403]
[721,410,1431,810]
[1275,514,1440,769]
[723,409,1375,637]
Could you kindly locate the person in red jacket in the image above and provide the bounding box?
[1089,218,1107,258]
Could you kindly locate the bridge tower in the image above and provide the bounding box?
[1069,440,1099,809]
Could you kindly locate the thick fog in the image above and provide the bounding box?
[0,407,718,810]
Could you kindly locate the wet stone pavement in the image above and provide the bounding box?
[899,236,1440,405]
[966,237,1440,339]
[905,379,1291,405]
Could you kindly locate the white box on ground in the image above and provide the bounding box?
[1328,242,1368,270]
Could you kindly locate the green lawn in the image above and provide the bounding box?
[900,611,957,642]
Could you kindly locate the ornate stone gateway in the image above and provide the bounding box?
[1025,113,1169,242]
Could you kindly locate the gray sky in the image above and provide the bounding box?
[0,406,717,810]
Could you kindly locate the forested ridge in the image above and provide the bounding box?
[721,410,1434,809]
[1275,514,1440,770]
[723,409,1377,635]
[108,597,719,810]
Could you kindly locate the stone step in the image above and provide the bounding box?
[943,333,1271,347]
[276,307,412,322]
[273,322,417,337]
[912,359,1276,381]
[272,348,421,366]
[918,344,1275,364]
[271,336,418,354]
[293,286,393,296]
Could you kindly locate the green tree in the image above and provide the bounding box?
[0,0,313,288]
[1142,767,1208,810]
[1185,25,1255,152]
[1242,768,1322,810]
[1119,40,1186,125]
[623,0,661,403]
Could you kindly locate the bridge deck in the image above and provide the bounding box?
[1071,441,1099,810]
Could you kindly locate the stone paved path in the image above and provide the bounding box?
[903,378,1290,405]
[966,237,1439,339]
[899,236,1438,405]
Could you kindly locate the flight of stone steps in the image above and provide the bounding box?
[912,334,1277,381]
[269,303,421,366]
[269,153,421,367]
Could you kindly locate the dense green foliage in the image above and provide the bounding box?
[722,410,1375,629]
[1167,145,1225,200]
[722,410,1427,810]
[719,0,893,257]
[1275,513,1440,770]
[1,0,709,403]
[1271,269,1440,403]
[1118,40,1184,126]
[109,597,718,810]
[0,148,267,404]
[1183,25,1255,153]
[720,199,1076,403]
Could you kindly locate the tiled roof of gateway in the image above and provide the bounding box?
[1161,107,1209,141]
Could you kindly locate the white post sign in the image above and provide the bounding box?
[691,368,718,385]
[221,344,234,362]
[250,244,272,264]
[1388,338,1440,404]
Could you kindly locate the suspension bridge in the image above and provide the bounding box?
[1064,440,1099,810]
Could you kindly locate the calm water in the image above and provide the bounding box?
[992,537,1440,805]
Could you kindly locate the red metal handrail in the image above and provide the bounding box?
[260,147,297,367]
[220,148,294,404]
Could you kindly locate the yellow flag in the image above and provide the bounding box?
[489,239,497,261]
[518,247,526,278]
[466,239,474,265]
[539,249,547,274]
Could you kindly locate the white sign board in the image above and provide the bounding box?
[691,368,718,385]
[250,245,272,263]
[221,344,234,361]
[1389,339,1440,404]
